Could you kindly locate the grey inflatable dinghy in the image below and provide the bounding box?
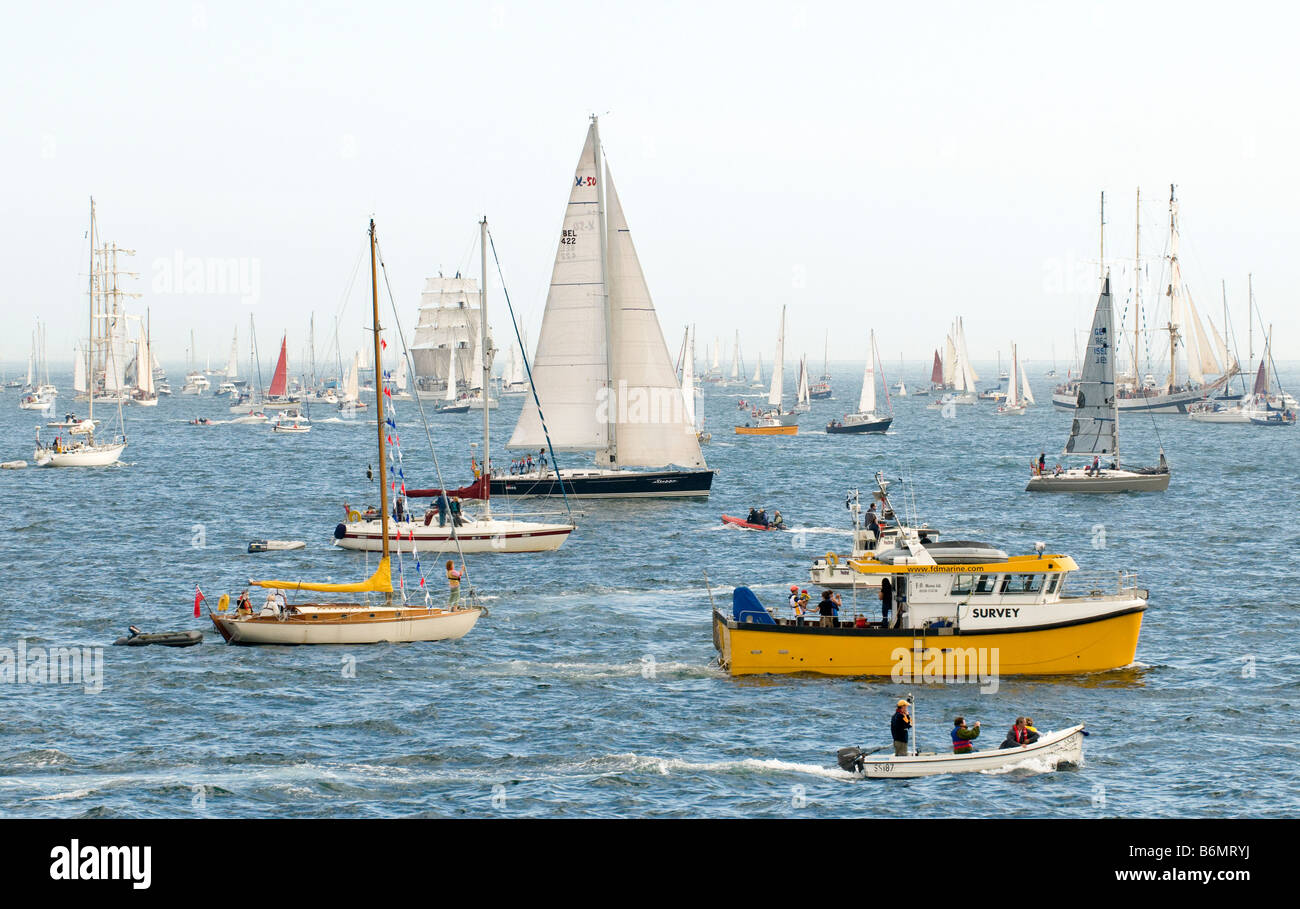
[113,626,203,647]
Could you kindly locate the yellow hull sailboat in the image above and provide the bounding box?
[210,220,482,645]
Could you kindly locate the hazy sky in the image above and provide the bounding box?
[3,1,1297,376]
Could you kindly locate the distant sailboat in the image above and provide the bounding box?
[996,343,1026,415]
[736,306,798,434]
[1028,276,1171,492]
[826,331,893,434]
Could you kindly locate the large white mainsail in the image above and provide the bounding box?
[751,353,763,385]
[508,119,704,471]
[1064,278,1119,458]
[73,345,87,393]
[1020,349,1036,404]
[858,340,877,414]
[508,125,607,453]
[767,306,786,409]
[729,331,741,380]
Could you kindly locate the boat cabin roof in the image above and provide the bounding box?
[848,553,1079,576]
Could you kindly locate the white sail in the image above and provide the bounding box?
[682,326,696,427]
[1185,294,1221,377]
[729,331,741,379]
[1005,343,1020,408]
[444,346,457,402]
[225,330,239,379]
[767,307,786,408]
[957,318,978,389]
[604,166,703,468]
[796,355,811,407]
[1064,278,1119,458]
[396,355,409,391]
[508,123,608,453]
[345,352,360,402]
[73,346,87,393]
[751,353,763,385]
[943,335,956,387]
[468,330,483,391]
[1020,350,1035,404]
[1208,319,1232,373]
[858,338,877,414]
[137,331,154,396]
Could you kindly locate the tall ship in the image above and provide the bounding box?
[493,117,714,499]
[1053,187,1237,413]
[410,274,486,401]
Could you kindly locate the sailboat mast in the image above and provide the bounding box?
[369,220,392,593]
[1247,273,1254,372]
[592,115,616,466]
[1134,188,1141,383]
[480,216,492,519]
[87,197,95,426]
[1099,190,1106,280]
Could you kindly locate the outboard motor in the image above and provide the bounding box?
[333,523,347,540]
[837,747,866,773]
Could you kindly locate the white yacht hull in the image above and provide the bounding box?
[35,443,127,467]
[211,606,481,645]
[1027,467,1170,493]
[335,517,574,553]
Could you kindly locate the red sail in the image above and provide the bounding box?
[930,350,943,384]
[406,475,490,501]
[1252,359,1268,396]
[268,337,289,397]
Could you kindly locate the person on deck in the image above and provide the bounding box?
[952,717,981,753]
[817,589,840,627]
[446,560,463,607]
[435,494,447,527]
[880,576,894,625]
[788,585,804,622]
[449,497,464,527]
[236,590,251,617]
[1038,452,1046,475]
[891,700,911,756]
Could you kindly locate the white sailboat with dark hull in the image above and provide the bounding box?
[826,331,893,434]
[1028,276,1170,493]
[492,117,714,499]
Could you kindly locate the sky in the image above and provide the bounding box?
[2,1,1297,376]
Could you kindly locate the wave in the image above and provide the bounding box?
[581,752,857,782]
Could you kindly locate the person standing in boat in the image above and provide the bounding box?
[879,576,894,625]
[446,560,463,607]
[891,700,911,756]
[951,717,980,753]
[817,589,840,627]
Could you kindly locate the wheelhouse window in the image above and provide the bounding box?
[1000,574,1044,594]
[950,574,974,596]
[1045,575,1060,594]
[973,574,999,595]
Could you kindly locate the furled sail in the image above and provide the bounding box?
[1064,278,1119,457]
[251,556,393,594]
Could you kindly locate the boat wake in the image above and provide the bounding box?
[586,752,857,782]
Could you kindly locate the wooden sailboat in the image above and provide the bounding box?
[493,117,714,497]
[210,220,482,644]
[826,330,893,434]
[1028,276,1171,492]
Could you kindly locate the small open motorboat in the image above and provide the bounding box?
[113,626,203,648]
[1,460,28,470]
[721,514,782,532]
[248,539,307,553]
[837,724,1086,779]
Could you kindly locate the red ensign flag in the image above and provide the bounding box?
[193,586,203,617]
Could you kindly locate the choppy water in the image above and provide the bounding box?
[1,365,1297,818]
